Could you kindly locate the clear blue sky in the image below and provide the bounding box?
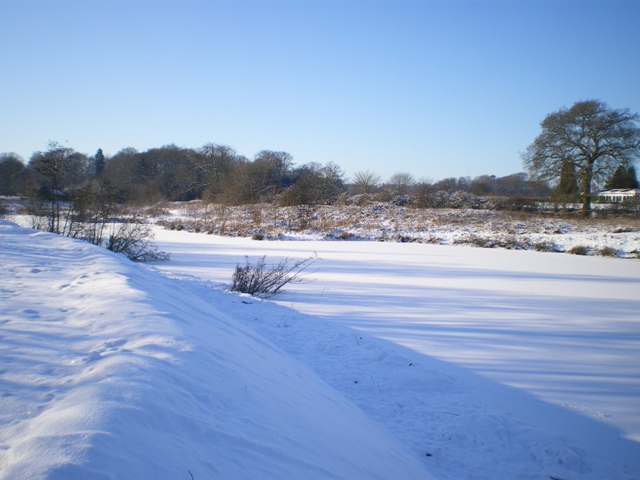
[1,0,639,182]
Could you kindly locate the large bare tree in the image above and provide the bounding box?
[522,100,640,215]
[387,172,415,195]
[29,141,76,233]
[351,170,382,195]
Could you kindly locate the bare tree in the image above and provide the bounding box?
[28,141,76,233]
[254,150,294,185]
[194,143,239,199]
[409,179,434,208]
[101,147,139,203]
[468,175,496,196]
[522,100,640,215]
[432,177,461,192]
[387,172,415,195]
[280,162,346,207]
[220,151,294,205]
[351,170,381,195]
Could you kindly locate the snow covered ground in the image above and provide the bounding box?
[150,228,640,480]
[0,220,432,480]
[2,218,640,479]
[155,201,640,258]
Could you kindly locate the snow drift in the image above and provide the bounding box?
[0,220,434,480]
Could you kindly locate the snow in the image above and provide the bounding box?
[153,201,640,258]
[0,220,433,480]
[2,218,640,479]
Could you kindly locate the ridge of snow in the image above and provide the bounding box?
[0,220,434,480]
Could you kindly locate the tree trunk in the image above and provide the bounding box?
[581,162,594,217]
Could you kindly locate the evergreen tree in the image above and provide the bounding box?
[604,165,639,189]
[630,166,640,188]
[553,161,579,202]
[94,148,106,177]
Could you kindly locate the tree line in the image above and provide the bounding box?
[1,99,639,217]
[1,143,550,209]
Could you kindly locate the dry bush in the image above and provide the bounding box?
[534,241,556,252]
[230,254,319,297]
[567,245,589,256]
[599,246,617,257]
[106,218,170,262]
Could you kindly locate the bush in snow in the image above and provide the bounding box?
[230,254,318,297]
[567,245,589,256]
[106,218,170,262]
[599,246,617,257]
[534,241,556,252]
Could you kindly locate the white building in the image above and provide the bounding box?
[597,189,640,202]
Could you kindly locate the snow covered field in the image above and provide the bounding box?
[2,218,640,479]
[156,202,640,258]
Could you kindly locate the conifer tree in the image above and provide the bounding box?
[553,161,579,203]
[604,165,639,189]
[94,148,106,177]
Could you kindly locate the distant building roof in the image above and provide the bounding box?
[597,189,640,201]
[597,189,640,195]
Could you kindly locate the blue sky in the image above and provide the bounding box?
[1,0,639,182]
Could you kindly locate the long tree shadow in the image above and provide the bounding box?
[151,234,640,479]
[157,269,640,480]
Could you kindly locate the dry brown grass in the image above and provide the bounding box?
[154,202,640,256]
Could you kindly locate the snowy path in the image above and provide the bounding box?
[152,228,640,480]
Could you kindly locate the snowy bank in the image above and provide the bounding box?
[0,220,434,480]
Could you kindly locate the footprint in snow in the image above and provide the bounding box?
[84,351,102,363]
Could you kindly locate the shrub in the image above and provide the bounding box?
[393,234,415,243]
[534,241,555,252]
[599,246,617,257]
[230,254,319,297]
[252,232,265,240]
[501,237,525,250]
[106,218,170,262]
[424,234,440,244]
[145,204,170,217]
[472,236,491,248]
[567,245,588,256]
